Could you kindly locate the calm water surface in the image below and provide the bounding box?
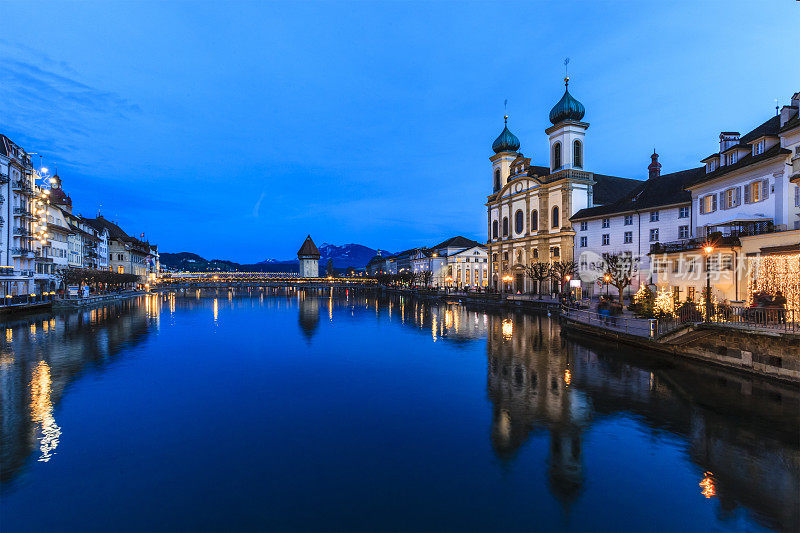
[1,290,798,532]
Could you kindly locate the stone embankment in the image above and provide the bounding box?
[562,313,799,384]
[52,291,149,309]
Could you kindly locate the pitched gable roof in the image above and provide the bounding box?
[571,167,704,220]
[592,173,644,205]
[431,236,480,250]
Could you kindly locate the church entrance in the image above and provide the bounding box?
[515,274,524,294]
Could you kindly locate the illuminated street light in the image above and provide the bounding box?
[703,243,714,321]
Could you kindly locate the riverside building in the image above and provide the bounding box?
[486,78,640,293]
[570,91,800,310]
[648,92,800,310]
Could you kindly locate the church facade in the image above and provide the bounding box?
[486,78,640,293]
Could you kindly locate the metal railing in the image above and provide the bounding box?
[655,302,797,335]
[10,247,35,257]
[561,306,656,338]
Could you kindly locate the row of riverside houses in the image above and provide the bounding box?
[486,81,800,310]
[366,236,490,289]
[0,133,160,298]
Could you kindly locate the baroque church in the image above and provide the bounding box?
[486,77,641,293]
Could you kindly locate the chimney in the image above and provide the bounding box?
[780,92,800,127]
[648,150,661,179]
[719,132,740,152]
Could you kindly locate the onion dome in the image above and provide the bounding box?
[549,77,585,124]
[492,116,520,154]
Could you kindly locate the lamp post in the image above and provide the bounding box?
[564,274,571,301]
[502,274,513,293]
[704,244,714,321]
[604,274,611,298]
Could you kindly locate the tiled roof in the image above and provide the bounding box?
[739,115,780,144]
[84,216,151,250]
[592,173,644,205]
[431,236,480,250]
[781,113,800,133]
[688,143,790,188]
[297,235,320,257]
[571,167,705,220]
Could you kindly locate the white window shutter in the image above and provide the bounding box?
[719,192,726,210]
[712,194,717,212]
[735,187,741,206]
[761,179,769,199]
[744,184,751,204]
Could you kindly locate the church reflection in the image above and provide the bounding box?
[485,311,800,530]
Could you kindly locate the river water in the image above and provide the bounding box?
[1,290,798,532]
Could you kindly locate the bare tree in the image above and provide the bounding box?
[550,261,577,294]
[602,253,633,305]
[523,262,551,299]
[420,270,434,288]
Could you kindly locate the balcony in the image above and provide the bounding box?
[650,235,742,255]
[11,247,35,258]
[697,221,785,240]
[11,180,33,194]
[13,227,33,238]
[0,172,8,184]
[12,207,35,218]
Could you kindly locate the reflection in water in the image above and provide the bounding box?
[0,289,798,531]
[1,297,156,484]
[297,291,320,342]
[29,361,60,462]
[483,311,800,529]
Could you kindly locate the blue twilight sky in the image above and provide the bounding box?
[1,1,798,262]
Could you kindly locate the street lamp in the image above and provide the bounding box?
[703,244,714,321]
[604,274,611,297]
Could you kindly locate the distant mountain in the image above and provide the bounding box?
[160,252,241,272]
[161,243,391,273]
[317,243,393,269]
[255,243,392,269]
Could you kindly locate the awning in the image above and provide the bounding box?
[708,214,772,225]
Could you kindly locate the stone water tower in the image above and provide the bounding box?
[297,235,320,277]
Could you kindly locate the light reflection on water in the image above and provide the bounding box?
[0,288,798,532]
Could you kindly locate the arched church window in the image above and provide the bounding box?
[573,140,582,168]
[494,169,501,191]
[552,206,559,228]
[514,210,524,234]
[502,217,509,237]
[492,220,498,239]
[553,142,562,170]
[531,210,538,231]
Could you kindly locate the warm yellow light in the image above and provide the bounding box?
[564,369,571,386]
[604,274,611,282]
[501,319,513,339]
[704,246,714,254]
[699,472,716,499]
[565,275,571,282]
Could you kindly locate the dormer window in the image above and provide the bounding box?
[753,140,765,156]
[706,159,717,173]
[727,152,738,165]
